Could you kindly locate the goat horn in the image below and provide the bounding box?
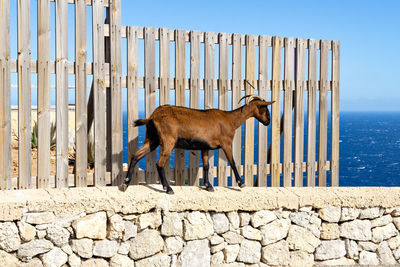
[238,94,266,104]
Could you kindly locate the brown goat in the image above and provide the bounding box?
[121,95,274,194]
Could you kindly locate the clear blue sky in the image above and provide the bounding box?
[121,0,400,111]
[7,0,400,111]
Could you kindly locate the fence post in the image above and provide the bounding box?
[307,39,317,186]
[331,41,340,186]
[0,0,12,189]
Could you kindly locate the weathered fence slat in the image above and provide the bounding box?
[204,32,215,184]
[257,35,270,187]
[75,0,88,187]
[331,40,340,186]
[18,0,32,189]
[92,0,106,185]
[174,29,186,185]
[37,0,51,188]
[110,0,123,186]
[307,39,318,186]
[318,40,329,186]
[127,26,139,185]
[0,0,11,189]
[244,35,256,186]
[159,28,171,184]
[189,30,201,186]
[283,37,295,186]
[55,0,69,188]
[144,27,157,184]
[271,36,283,186]
[218,33,229,187]
[293,38,306,186]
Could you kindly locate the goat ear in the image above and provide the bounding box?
[258,101,275,107]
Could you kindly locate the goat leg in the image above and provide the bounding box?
[121,157,138,192]
[156,165,174,194]
[230,159,245,188]
[203,163,214,192]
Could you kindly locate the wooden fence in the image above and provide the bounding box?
[0,0,340,189]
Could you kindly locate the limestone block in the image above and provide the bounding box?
[211,212,230,234]
[377,241,396,264]
[372,223,398,243]
[250,210,276,228]
[227,211,240,229]
[210,234,224,245]
[359,207,384,219]
[183,211,214,241]
[289,251,314,267]
[110,254,134,267]
[261,240,289,266]
[18,258,44,267]
[72,211,107,239]
[237,239,261,264]
[241,225,262,241]
[165,236,184,255]
[394,247,400,260]
[287,225,320,253]
[123,221,137,241]
[289,212,310,227]
[81,258,109,267]
[222,231,244,244]
[315,257,356,266]
[129,229,164,260]
[388,235,400,250]
[260,219,290,246]
[138,210,162,230]
[340,219,372,241]
[17,240,53,261]
[178,239,210,267]
[340,207,360,221]
[17,222,36,242]
[0,250,19,267]
[93,240,118,258]
[136,253,171,267]
[0,222,21,252]
[239,212,250,227]
[46,225,70,247]
[371,214,392,227]
[320,223,340,240]
[211,242,227,254]
[224,244,240,263]
[107,214,124,240]
[71,238,93,259]
[68,253,81,267]
[345,239,358,259]
[40,247,68,267]
[25,212,55,225]
[118,241,130,255]
[393,217,400,230]
[318,205,341,223]
[358,251,379,265]
[358,241,377,252]
[211,251,224,265]
[161,212,183,237]
[314,240,346,261]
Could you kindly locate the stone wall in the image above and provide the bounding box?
[1,186,400,266]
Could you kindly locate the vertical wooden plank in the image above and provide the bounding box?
[306,39,317,186]
[283,37,294,186]
[55,0,69,188]
[110,0,123,185]
[293,38,306,186]
[231,33,242,187]
[127,26,139,185]
[37,0,51,188]
[144,27,157,184]
[0,0,12,189]
[244,35,256,187]
[159,28,170,183]
[204,32,215,184]
[218,33,229,187]
[318,40,329,186]
[271,36,283,187]
[92,0,106,185]
[175,29,186,185]
[75,0,87,187]
[257,35,270,187]
[331,40,340,186]
[18,0,32,189]
[189,30,200,186]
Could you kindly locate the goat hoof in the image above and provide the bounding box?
[239,183,246,188]
[166,187,174,195]
[120,184,128,192]
[206,186,215,192]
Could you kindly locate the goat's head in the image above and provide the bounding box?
[239,95,275,126]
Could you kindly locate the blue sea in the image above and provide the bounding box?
[121,111,400,187]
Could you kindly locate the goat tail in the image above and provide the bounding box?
[134,119,150,127]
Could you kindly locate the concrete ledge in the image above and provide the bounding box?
[1,186,400,221]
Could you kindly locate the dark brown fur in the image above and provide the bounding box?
[121,99,274,194]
